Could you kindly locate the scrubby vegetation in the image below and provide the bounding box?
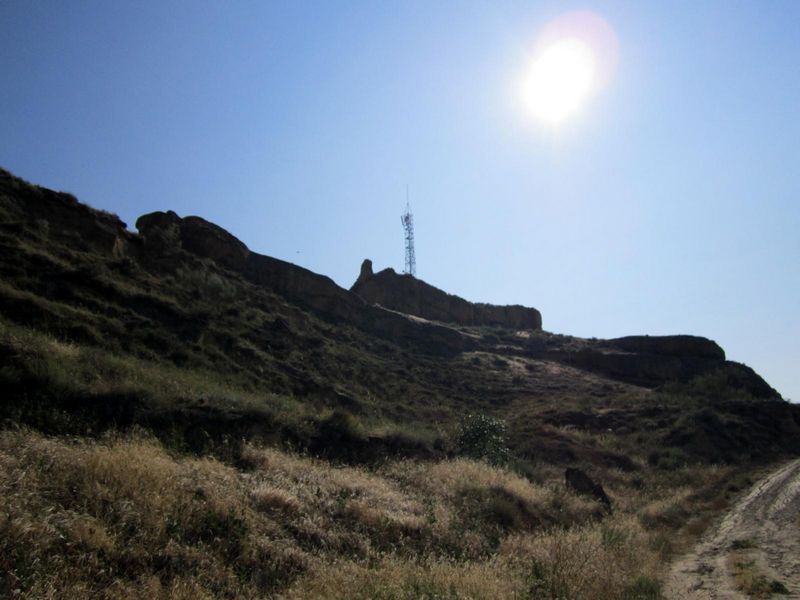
[455,413,511,466]
[2,167,799,597]
[0,428,754,599]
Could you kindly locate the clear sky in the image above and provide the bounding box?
[1,1,798,401]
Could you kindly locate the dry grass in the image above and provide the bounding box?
[241,445,429,555]
[0,429,257,598]
[499,516,661,599]
[283,556,522,599]
[0,428,751,599]
[727,549,790,598]
[2,164,794,598]
[0,318,298,414]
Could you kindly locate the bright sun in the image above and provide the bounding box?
[523,38,597,124]
[520,12,618,126]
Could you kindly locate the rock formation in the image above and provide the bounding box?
[569,335,726,388]
[0,167,777,396]
[136,211,251,272]
[135,211,470,355]
[351,259,542,330]
[607,335,725,360]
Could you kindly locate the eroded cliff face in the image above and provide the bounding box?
[136,211,362,321]
[351,259,543,330]
[0,167,778,396]
[135,211,470,355]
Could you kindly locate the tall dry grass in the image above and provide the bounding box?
[0,428,742,599]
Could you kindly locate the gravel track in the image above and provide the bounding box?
[665,458,800,599]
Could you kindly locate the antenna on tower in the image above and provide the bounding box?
[401,186,416,277]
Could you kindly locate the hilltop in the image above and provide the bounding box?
[0,166,798,598]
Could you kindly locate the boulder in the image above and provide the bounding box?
[135,210,182,237]
[136,211,183,258]
[565,467,612,510]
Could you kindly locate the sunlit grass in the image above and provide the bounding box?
[1,428,740,598]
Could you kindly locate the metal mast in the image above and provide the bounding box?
[401,186,416,277]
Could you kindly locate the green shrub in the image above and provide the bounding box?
[455,413,511,466]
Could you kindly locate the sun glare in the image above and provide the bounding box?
[523,38,596,124]
[520,11,618,126]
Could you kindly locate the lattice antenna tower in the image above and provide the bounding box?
[401,186,416,277]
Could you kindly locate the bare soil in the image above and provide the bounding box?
[665,458,800,599]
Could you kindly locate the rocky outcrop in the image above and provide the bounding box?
[137,211,353,316]
[4,172,771,384]
[351,259,542,330]
[135,212,470,355]
[354,258,374,287]
[566,347,721,388]
[136,212,250,272]
[524,334,778,397]
[606,335,725,360]
[181,216,250,271]
[135,210,182,260]
[246,253,363,323]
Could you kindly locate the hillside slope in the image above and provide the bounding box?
[1,167,798,598]
[0,167,792,463]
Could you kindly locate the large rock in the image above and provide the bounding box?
[136,212,249,271]
[136,210,183,259]
[351,259,542,330]
[565,467,611,510]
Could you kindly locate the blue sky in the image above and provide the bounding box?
[1,1,798,401]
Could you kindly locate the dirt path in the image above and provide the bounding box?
[665,458,800,599]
